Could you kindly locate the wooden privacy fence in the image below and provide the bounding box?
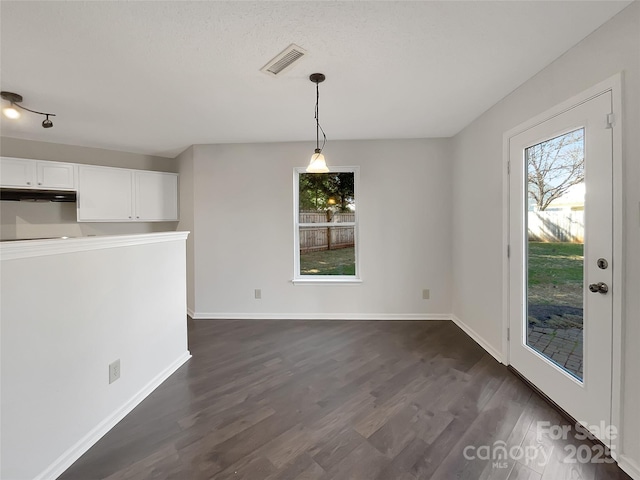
[299,211,355,253]
[299,211,356,223]
[528,211,584,243]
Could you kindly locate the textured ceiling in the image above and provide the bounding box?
[0,1,632,158]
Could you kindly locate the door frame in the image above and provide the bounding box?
[501,73,623,457]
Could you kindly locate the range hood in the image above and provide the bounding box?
[0,188,77,202]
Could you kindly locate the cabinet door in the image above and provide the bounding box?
[0,157,36,187]
[134,171,178,221]
[36,161,76,190]
[78,165,134,222]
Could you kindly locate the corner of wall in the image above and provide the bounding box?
[176,145,196,313]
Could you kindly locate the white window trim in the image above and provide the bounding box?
[293,166,360,284]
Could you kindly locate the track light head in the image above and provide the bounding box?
[1,92,23,119]
[3,105,21,119]
[42,116,53,128]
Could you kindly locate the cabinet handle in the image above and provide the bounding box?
[38,182,42,185]
[26,181,31,185]
[128,216,132,219]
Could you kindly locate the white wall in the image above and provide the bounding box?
[0,233,190,480]
[188,138,452,318]
[0,137,179,171]
[0,137,179,239]
[451,2,640,475]
[177,146,196,312]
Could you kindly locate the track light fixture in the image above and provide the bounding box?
[306,73,329,173]
[1,91,56,128]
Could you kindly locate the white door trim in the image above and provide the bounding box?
[502,72,623,457]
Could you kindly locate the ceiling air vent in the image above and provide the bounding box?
[260,44,307,77]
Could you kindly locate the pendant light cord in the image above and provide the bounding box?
[315,81,326,153]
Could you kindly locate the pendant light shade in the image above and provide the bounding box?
[307,149,329,173]
[306,73,329,173]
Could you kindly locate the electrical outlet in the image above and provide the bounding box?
[422,289,430,300]
[109,359,121,384]
[255,289,262,299]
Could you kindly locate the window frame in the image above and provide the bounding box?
[293,166,361,284]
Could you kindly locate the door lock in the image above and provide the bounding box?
[589,282,609,294]
[597,258,609,270]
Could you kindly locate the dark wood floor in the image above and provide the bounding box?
[59,319,631,480]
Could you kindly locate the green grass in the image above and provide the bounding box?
[527,242,583,309]
[300,247,356,276]
[528,242,583,286]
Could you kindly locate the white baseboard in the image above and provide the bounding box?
[187,307,196,319]
[450,314,503,363]
[35,351,192,480]
[188,312,451,321]
[619,455,640,480]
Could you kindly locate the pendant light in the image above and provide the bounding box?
[306,73,329,173]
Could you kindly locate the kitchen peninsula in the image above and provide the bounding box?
[0,231,190,480]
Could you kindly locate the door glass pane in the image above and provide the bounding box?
[526,128,585,381]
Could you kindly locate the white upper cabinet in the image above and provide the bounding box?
[135,171,178,221]
[77,165,134,222]
[77,165,178,222]
[36,161,76,189]
[0,157,36,187]
[0,157,76,190]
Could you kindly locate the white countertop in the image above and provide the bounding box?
[1,231,189,260]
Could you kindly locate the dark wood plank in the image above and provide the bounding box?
[309,425,365,471]
[508,462,543,480]
[265,453,325,480]
[319,440,388,480]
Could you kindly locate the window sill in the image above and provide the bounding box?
[292,277,362,285]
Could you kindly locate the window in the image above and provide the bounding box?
[293,167,360,283]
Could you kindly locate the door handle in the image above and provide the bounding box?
[589,282,609,294]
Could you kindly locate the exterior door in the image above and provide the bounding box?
[508,91,613,445]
